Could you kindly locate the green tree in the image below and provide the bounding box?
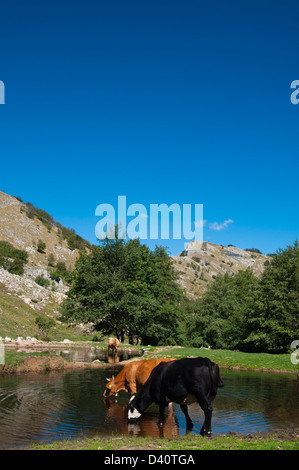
[187,269,259,350]
[60,233,184,345]
[245,240,299,352]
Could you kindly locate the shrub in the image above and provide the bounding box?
[34,275,50,288]
[37,240,46,253]
[60,227,91,251]
[0,240,28,275]
[50,261,72,283]
[245,248,262,254]
[35,315,55,340]
[35,208,54,231]
[24,202,35,219]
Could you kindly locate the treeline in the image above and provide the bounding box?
[60,235,299,353]
[188,240,299,352]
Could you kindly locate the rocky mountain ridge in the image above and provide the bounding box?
[172,240,269,299]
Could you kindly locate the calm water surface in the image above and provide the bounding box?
[0,367,298,448]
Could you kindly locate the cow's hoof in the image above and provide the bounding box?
[200,429,212,437]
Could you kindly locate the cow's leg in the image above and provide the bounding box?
[158,404,166,426]
[180,404,193,430]
[198,397,213,436]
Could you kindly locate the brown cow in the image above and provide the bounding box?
[108,337,120,353]
[103,358,176,398]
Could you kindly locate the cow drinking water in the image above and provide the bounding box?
[104,358,175,398]
[108,337,120,353]
[128,357,224,436]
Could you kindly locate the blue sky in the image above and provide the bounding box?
[0,0,298,255]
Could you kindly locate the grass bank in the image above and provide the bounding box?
[147,346,299,373]
[1,344,298,374]
[28,431,299,451]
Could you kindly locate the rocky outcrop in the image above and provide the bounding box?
[172,241,269,298]
[0,267,66,310]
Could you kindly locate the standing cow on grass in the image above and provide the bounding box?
[128,357,224,436]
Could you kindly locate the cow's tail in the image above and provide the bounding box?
[205,358,224,394]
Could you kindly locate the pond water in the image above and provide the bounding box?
[0,367,298,448]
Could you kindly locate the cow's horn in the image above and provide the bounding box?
[106,378,110,381]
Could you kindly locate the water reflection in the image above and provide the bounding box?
[0,368,298,448]
[107,351,120,364]
[104,399,179,438]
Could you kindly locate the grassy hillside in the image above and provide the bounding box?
[0,190,92,341]
[0,283,93,341]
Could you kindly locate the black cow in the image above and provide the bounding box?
[128,357,224,436]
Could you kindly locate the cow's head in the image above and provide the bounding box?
[127,394,142,423]
[103,376,118,398]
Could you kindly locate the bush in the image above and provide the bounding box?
[245,248,262,254]
[37,240,46,253]
[24,202,35,219]
[35,208,54,229]
[34,275,50,288]
[35,315,55,340]
[0,240,28,275]
[60,227,91,251]
[50,261,72,283]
